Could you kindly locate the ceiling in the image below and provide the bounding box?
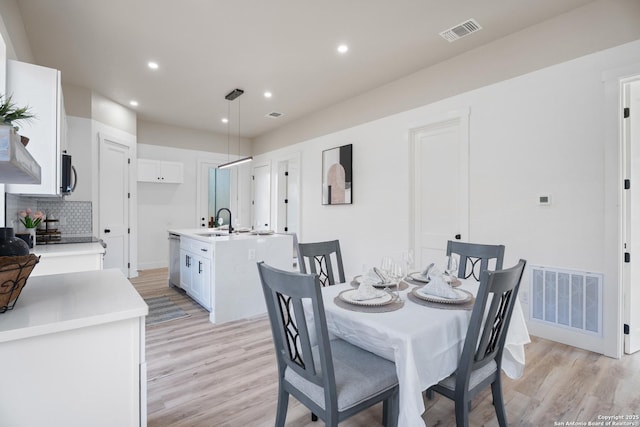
[15,0,596,140]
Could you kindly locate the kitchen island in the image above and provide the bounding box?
[168,229,293,324]
[0,268,147,427]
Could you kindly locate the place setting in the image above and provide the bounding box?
[337,257,408,313]
[350,256,410,291]
[408,255,475,310]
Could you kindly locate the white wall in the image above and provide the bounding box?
[255,39,640,356]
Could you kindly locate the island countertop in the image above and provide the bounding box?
[168,227,285,244]
[0,268,148,343]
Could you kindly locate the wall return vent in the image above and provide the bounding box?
[439,18,482,42]
[529,265,602,336]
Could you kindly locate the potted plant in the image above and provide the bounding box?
[0,93,36,146]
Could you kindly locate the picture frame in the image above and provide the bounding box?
[322,144,352,205]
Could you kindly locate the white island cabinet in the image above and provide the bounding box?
[0,269,148,427]
[179,235,212,310]
[169,229,293,324]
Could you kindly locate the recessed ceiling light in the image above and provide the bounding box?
[337,44,349,54]
[264,91,272,98]
[148,61,159,69]
[129,100,138,107]
[221,118,228,123]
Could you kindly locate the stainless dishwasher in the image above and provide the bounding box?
[168,233,180,287]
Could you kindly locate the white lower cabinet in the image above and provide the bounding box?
[179,237,212,310]
[189,252,211,308]
[179,248,193,293]
[0,270,146,427]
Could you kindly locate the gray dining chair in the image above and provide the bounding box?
[446,240,505,281]
[426,259,527,427]
[257,262,399,427]
[298,240,345,287]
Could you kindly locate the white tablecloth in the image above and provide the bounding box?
[314,279,530,427]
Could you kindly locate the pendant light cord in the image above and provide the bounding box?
[226,100,231,163]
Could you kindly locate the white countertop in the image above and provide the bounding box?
[169,228,286,244]
[0,268,148,343]
[30,242,106,258]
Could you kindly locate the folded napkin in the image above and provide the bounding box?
[419,274,459,299]
[354,279,386,301]
[358,267,390,285]
[421,262,435,277]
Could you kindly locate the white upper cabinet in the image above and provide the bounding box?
[6,60,66,196]
[137,158,184,183]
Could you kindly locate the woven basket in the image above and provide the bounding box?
[0,254,40,313]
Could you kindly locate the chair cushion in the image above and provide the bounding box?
[284,338,398,412]
[438,360,497,391]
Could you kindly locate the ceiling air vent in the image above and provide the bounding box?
[265,111,284,119]
[439,18,482,42]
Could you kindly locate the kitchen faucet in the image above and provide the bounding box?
[215,208,234,234]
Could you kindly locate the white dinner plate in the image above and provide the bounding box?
[414,287,472,304]
[408,272,430,283]
[352,275,397,288]
[339,289,394,306]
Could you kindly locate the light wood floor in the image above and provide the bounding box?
[131,268,640,426]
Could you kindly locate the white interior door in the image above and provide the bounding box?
[252,164,271,230]
[411,112,469,269]
[624,79,640,354]
[99,136,130,276]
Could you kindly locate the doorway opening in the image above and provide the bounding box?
[197,159,237,229]
[208,168,231,227]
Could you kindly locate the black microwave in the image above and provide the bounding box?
[61,153,77,194]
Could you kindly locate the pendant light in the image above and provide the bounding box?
[218,88,253,170]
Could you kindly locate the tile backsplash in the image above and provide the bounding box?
[37,200,92,235]
[5,194,92,235]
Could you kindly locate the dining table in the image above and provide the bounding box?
[307,276,530,427]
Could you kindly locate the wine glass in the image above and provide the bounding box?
[445,255,458,286]
[380,256,392,280]
[387,259,403,300]
[402,249,414,278]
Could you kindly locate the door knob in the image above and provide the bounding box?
[455,234,461,240]
[104,229,111,233]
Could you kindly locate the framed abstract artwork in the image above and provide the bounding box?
[322,144,352,205]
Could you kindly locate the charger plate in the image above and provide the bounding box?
[339,289,393,306]
[408,288,474,311]
[335,291,404,313]
[414,287,471,304]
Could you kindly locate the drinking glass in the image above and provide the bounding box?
[387,260,403,300]
[402,249,414,278]
[380,256,392,278]
[445,255,458,286]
